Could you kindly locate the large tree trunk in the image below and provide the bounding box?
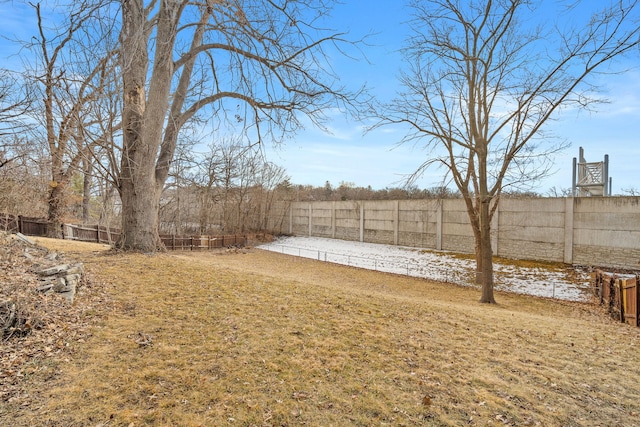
[117,0,176,251]
[119,157,163,251]
[46,181,66,239]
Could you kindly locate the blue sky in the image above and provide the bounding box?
[265,1,640,194]
[1,1,639,194]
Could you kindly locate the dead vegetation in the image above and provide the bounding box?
[2,237,640,426]
[0,234,113,413]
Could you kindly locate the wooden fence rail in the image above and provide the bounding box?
[160,234,246,251]
[594,270,640,327]
[1,214,246,251]
[1,215,49,236]
[64,224,121,244]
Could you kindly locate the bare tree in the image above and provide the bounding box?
[378,0,640,303]
[253,161,289,231]
[157,137,290,235]
[83,52,124,230]
[158,140,199,235]
[24,1,117,237]
[193,144,225,234]
[0,69,33,168]
[547,186,573,198]
[0,137,49,217]
[621,187,640,196]
[118,0,365,251]
[194,141,257,233]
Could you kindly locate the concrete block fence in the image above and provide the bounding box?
[266,197,640,270]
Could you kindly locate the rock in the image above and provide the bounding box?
[52,278,68,293]
[58,291,75,303]
[14,233,35,246]
[36,264,71,277]
[65,274,81,288]
[32,262,84,302]
[45,252,59,261]
[36,283,54,293]
[65,264,84,275]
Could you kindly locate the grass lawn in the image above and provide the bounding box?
[4,238,640,426]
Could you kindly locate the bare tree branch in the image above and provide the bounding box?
[118,0,368,251]
[375,0,640,303]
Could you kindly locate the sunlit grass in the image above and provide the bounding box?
[9,238,640,426]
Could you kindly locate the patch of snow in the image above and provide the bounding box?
[257,236,592,302]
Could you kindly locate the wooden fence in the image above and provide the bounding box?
[160,234,246,250]
[0,215,49,236]
[594,270,640,327]
[65,224,246,250]
[1,214,247,251]
[64,224,121,244]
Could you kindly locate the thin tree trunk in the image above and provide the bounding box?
[82,158,93,223]
[478,198,496,303]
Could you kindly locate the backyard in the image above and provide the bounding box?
[2,237,640,426]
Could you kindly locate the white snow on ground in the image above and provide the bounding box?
[257,236,593,302]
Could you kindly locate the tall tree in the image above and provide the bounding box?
[379,0,640,303]
[118,0,364,251]
[25,1,117,237]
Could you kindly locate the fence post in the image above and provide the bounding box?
[636,276,640,327]
[64,224,74,240]
[598,271,603,304]
[332,201,336,239]
[619,279,625,323]
[394,200,399,246]
[289,205,293,235]
[563,197,574,264]
[359,202,364,243]
[609,274,615,315]
[436,201,443,251]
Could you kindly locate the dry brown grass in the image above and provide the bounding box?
[4,238,640,426]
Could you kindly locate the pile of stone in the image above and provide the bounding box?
[0,231,86,340]
[35,262,85,303]
[11,232,85,303]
